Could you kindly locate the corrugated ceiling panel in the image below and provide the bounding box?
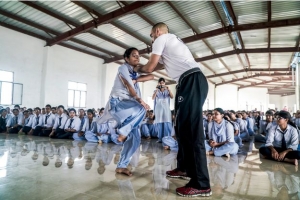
[232,1,268,24]
[74,33,105,45]
[0,1,25,12]
[205,34,234,53]
[96,41,125,55]
[113,14,152,43]
[0,14,51,39]
[38,1,93,24]
[186,40,212,58]
[62,41,109,57]
[221,55,244,71]
[271,25,300,48]
[202,59,230,73]
[241,29,268,48]
[271,52,293,68]
[272,1,300,20]
[96,24,145,48]
[247,53,268,68]
[171,1,223,33]
[78,1,120,15]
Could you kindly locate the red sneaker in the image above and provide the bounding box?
[166,168,190,180]
[176,186,212,197]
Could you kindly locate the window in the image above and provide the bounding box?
[0,70,22,105]
[68,81,87,108]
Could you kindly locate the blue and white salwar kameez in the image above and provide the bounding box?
[154,89,172,142]
[141,119,158,138]
[235,118,249,141]
[97,63,146,169]
[206,120,239,156]
[162,126,178,151]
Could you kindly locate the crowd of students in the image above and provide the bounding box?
[1,104,300,166]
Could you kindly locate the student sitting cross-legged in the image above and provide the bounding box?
[0,108,11,133]
[49,105,68,138]
[18,110,33,135]
[141,110,157,139]
[205,108,239,158]
[58,108,81,139]
[40,104,56,137]
[74,109,96,141]
[29,107,43,136]
[7,109,23,134]
[259,111,300,166]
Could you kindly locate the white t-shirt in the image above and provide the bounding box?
[152,33,201,82]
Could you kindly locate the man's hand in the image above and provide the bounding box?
[278,150,288,161]
[132,80,137,84]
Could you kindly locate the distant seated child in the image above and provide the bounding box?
[141,110,157,139]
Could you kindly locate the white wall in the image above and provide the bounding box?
[238,88,269,111]
[0,26,104,109]
[269,94,296,112]
[215,85,238,110]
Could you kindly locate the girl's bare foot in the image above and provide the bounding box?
[117,134,127,142]
[98,140,102,145]
[115,168,132,176]
[146,136,151,140]
[164,146,170,150]
[206,151,214,155]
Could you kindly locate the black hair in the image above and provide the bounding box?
[14,105,20,109]
[100,107,104,112]
[51,107,56,110]
[265,110,273,116]
[278,111,297,129]
[64,109,69,116]
[35,107,41,111]
[0,109,6,114]
[45,104,51,108]
[28,108,33,112]
[158,78,165,83]
[123,47,139,63]
[87,109,95,117]
[224,113,235,129]
[12,108,19,112]
[23,110,29,114]
[69,108,76,114]
[214,108,224,115]
[57,105,64,110]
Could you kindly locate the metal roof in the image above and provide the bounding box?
[0,1,299,93]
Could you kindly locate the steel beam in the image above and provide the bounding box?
[47,1,156,46]
[105,17,300,63]
[206,68,290,78]
[196,47,299,62]
[238,77,292,89]
[216,73,291,87]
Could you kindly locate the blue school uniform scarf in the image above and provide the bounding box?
[212,119,227,143]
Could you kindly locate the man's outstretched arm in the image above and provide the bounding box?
[135,54,164,73]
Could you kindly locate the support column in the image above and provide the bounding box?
[214,85,217,108]
[40,47,49,107]
[296,63,299,110]
[98,64,107,107]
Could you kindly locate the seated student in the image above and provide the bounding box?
[203,112,213,139]
[78,109,86,131]
[58,108,81,139]
[229,110,249,143]
[41,108,46,115]
[18,110,33,135]
[51,107,57,117]
[141,110,157,139]
[255,110,277,143]
[74,109,96,140]
[242,111,255,136]
[85,120,115,144]
[162,126,178,151]
[0,108,11,133]
[49,105,68,138]
[40,104,56,137]
[29,107,44,136]
[224,113,242,148]
[7,109,23,133]
[97,108,105,118]
[259,111,300,166]
[205,108,239,158]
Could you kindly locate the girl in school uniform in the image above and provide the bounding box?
[97,47,153,176]
[141,110,158,139]
[73,109,96,140]
[229,110,248,146]
[153,78,173,143]
[259,111,300,165]
[224,113,242,148]
[203,112,213,139]
[205,108,239,158]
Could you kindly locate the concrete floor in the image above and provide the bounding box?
[0,134,299,200]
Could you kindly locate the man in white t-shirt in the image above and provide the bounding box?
[134,22,211,197]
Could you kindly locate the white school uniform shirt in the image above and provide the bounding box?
[265,125,299,150]
[42,113,56,128]
[23,116,33,127]
[7,114,23,127]
[53,113,68,129]
[81,117,97,133]
[152,33,201,82]
[64,116,81,132]
[2,114,11,126]
[31,114,44,129]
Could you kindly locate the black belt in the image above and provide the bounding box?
[177,67,201,89]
